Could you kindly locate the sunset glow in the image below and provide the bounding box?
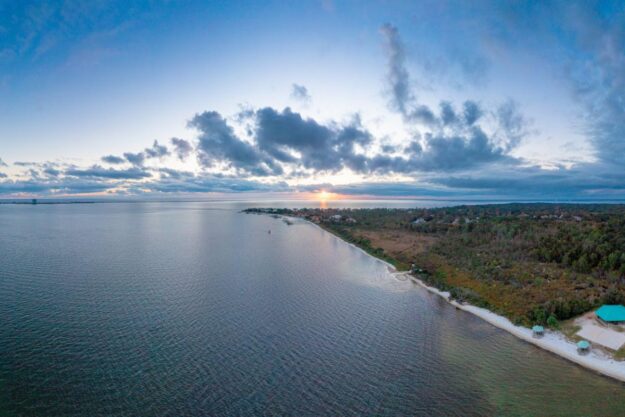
[316,190,340,202]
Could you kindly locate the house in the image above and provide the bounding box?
[330,214,342,222]
[412,218,426,225]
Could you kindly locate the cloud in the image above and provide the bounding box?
[399,2,624,169]
[144,140,169,158]
[254,107,372,172]
[146,173,289,194]
[379,23,529,171]
[65,165,151,179]
[102,155,125,164]
[2,5,623,200]
[119,140,171,166]
[0,172,7,178]
[380,23,412,116]
[559,6,625,166]
[290,83,311,103]
[43,167,61,177]
[170,137,193,160]
[307,160,625,199]
[124,152,145,166]
[0,158,7,167]
[322,181,458,197]
[190,110,282,176]
[463,100,482,126]
[0,178,115,195]
[0,165,286,196]
[429,163,625,198]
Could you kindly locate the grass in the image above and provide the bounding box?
[560,320,582,340]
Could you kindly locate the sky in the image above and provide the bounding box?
[1,0,624,199]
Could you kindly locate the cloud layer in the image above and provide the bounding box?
[2,5,625,199]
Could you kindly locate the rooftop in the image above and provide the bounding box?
[596,305,625,322]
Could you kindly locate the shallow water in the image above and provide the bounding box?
[1,201,624,416]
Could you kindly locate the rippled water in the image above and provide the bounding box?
[1,201,625,416]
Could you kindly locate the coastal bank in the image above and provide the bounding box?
[276,213,625,384]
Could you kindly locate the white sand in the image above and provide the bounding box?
[408,275,625,383]
[577,316,625,351]
[280,214,625,383]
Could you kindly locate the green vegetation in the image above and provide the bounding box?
[246,204,625,326]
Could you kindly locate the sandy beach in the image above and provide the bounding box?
[298,216,625,384]
[408,275,625,383]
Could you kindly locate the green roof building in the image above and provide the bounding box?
[532,325,544,336]
[596,305,625,323]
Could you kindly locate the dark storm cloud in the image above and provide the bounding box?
[101,155,125,164]
[170,137,193,160]
[65,165,151,179]
[290,83,311,103]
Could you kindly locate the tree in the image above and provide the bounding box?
[547,315,559,329]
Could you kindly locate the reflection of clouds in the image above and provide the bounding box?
[271,213,414,292]
[295,218,416,293]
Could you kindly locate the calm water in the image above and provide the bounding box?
[1,201,625,416]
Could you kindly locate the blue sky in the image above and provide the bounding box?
[1,0,624,199]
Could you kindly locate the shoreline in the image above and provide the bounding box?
[289,215,625,384]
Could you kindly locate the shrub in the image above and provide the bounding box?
[547,314,559,329]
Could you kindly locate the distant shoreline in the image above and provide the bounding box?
[262,212,625,384]
[0,201,96,205]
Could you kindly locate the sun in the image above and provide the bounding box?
[319,190,330,201]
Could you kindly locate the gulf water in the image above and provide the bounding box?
[1,201,624,416]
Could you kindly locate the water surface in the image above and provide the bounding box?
[1,202,624,416]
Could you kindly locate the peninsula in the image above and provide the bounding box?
[246,204,625,380]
